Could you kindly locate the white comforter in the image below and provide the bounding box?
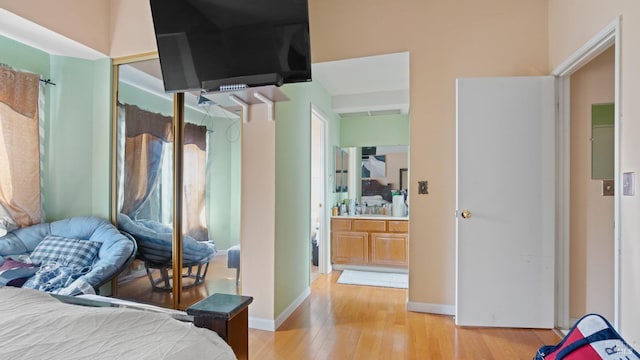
[0,287,236,360]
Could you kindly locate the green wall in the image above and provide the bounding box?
[340,114,410,147]
[0,36,50,76]
[0,35,111,221]
[46,55,111,220]
[274,80,340,318]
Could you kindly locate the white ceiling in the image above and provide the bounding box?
[311,52,410,117]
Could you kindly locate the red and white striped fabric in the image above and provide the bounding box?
[536,314,640,360]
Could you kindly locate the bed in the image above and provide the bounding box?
[0,286,246,359]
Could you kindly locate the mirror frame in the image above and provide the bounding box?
[110,53,186,308]
[399,168,408,191]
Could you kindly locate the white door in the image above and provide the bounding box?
[311,108,329,274]
[456,76,556,328]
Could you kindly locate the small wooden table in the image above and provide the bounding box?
[187,293,253,360]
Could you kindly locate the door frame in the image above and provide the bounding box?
[552,17,621,330]
[311,104,332,274]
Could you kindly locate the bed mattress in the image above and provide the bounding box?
[0,287,236,359]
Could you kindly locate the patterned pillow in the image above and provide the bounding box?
[30,235,101,268]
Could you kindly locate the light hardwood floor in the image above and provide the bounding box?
[249,272,560,360]
[118,257,560,359]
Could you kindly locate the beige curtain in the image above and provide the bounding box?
[121,104,209,240]
[0,66,42,227]
[120,104,172,216]
[183,123,208,240]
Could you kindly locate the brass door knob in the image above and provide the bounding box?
[461,209,472,219]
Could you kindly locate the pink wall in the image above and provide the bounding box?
[549,0,640,346]
[310,0,549,308]
[241,104,276,323]
[569,46,615,321]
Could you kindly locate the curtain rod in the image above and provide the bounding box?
[0,63,55,86]
[39,78,56,86]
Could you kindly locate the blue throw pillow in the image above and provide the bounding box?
[29,235,101,268]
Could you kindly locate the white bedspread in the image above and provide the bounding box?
[0,287,236,360]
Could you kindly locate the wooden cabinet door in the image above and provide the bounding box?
[332,231,369,265]
[370,233,407,266]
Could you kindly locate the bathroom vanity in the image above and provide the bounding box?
[331,215,408,268]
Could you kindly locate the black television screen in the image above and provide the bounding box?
[149,0,312,93]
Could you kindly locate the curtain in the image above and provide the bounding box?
[119,103,209,241]
[120,104,172,217]
[0,65,43,228]
[183,123,209,240]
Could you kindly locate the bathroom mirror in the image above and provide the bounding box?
[334,146,348,193]
[342,145,408,201]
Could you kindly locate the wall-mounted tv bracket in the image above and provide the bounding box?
[228,91,278,123]
[229,95,249,123]
[203,86,288,123]
[254,92,275,122]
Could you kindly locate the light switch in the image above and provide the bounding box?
[602,179,614,196]
[418,180,428,194]
[623,172,635,196]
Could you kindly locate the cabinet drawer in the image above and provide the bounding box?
[352,219,386,232]
[388,220,408,233]
[331,219,352,231]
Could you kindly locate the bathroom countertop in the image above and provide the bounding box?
[331,215,409,221]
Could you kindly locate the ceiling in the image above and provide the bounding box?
[311,52,410,117]
[1,9,410,119]
[0,9,106,60]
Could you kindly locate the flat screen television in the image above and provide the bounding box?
[149,0,312,93]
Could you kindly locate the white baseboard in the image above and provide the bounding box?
[248,286,311,332]
[407,301,455,316]
[248,316,275,331]
[275,287,310,330]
